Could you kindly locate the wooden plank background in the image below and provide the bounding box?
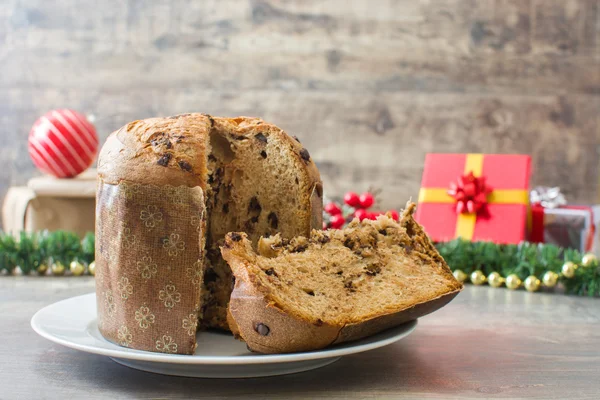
[1,0,599,229]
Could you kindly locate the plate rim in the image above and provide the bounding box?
[31,292,417,365]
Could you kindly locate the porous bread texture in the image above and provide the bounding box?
[202,116,322,329]
[98,113,322,333]
[221,202,462,354]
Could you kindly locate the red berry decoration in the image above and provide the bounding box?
[368,211,383,220]
[358,192,374,209]
[354,209,368,221]
[330,214,345,229]
[388,210,399,221]
[344,192,361,207]
[28,109,98,178]
[324,202,342,216]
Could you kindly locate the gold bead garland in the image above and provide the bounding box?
[470,270,486,285]
[453,269,467,283]
[36,260,95,277]
[37,263,48,275]
[542,271,559,288]
[452,252,597,292]
[505,274,522,290]
[581,253,597,268]
[561,261,577,278]
[70,261,86,276]
[524,276,541,292]
[488,272,505,288]
[51,261,66,276]
[88,261,96,276]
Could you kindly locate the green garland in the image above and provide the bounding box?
[436,239,600,297]
[0,230,94,274]
[1,230,599,296]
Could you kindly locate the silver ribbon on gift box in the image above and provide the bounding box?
[530,186,567,209]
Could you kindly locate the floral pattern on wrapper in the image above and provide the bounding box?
[95,179,206,354]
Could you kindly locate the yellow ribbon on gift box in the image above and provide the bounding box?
[418,154,529,240]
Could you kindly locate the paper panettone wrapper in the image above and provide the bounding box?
[95,179,206,355]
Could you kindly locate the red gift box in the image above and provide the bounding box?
[415,153,531,244]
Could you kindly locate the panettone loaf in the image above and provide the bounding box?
[221,202,462,354]
[96,113,322,354]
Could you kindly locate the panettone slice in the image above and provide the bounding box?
[221,202,462,354]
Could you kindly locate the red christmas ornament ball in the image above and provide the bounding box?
[388,210,399,221]
[28,109,98,178]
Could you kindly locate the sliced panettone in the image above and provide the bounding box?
[221,202,462,354]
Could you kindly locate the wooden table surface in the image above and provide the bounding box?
[1,277,599,400]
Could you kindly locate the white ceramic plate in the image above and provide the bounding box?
[31,293,417,378]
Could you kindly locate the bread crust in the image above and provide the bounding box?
[98,113,211,188]
[332,290,459,344]
[98,114,321,223]
[222,204,462,354]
